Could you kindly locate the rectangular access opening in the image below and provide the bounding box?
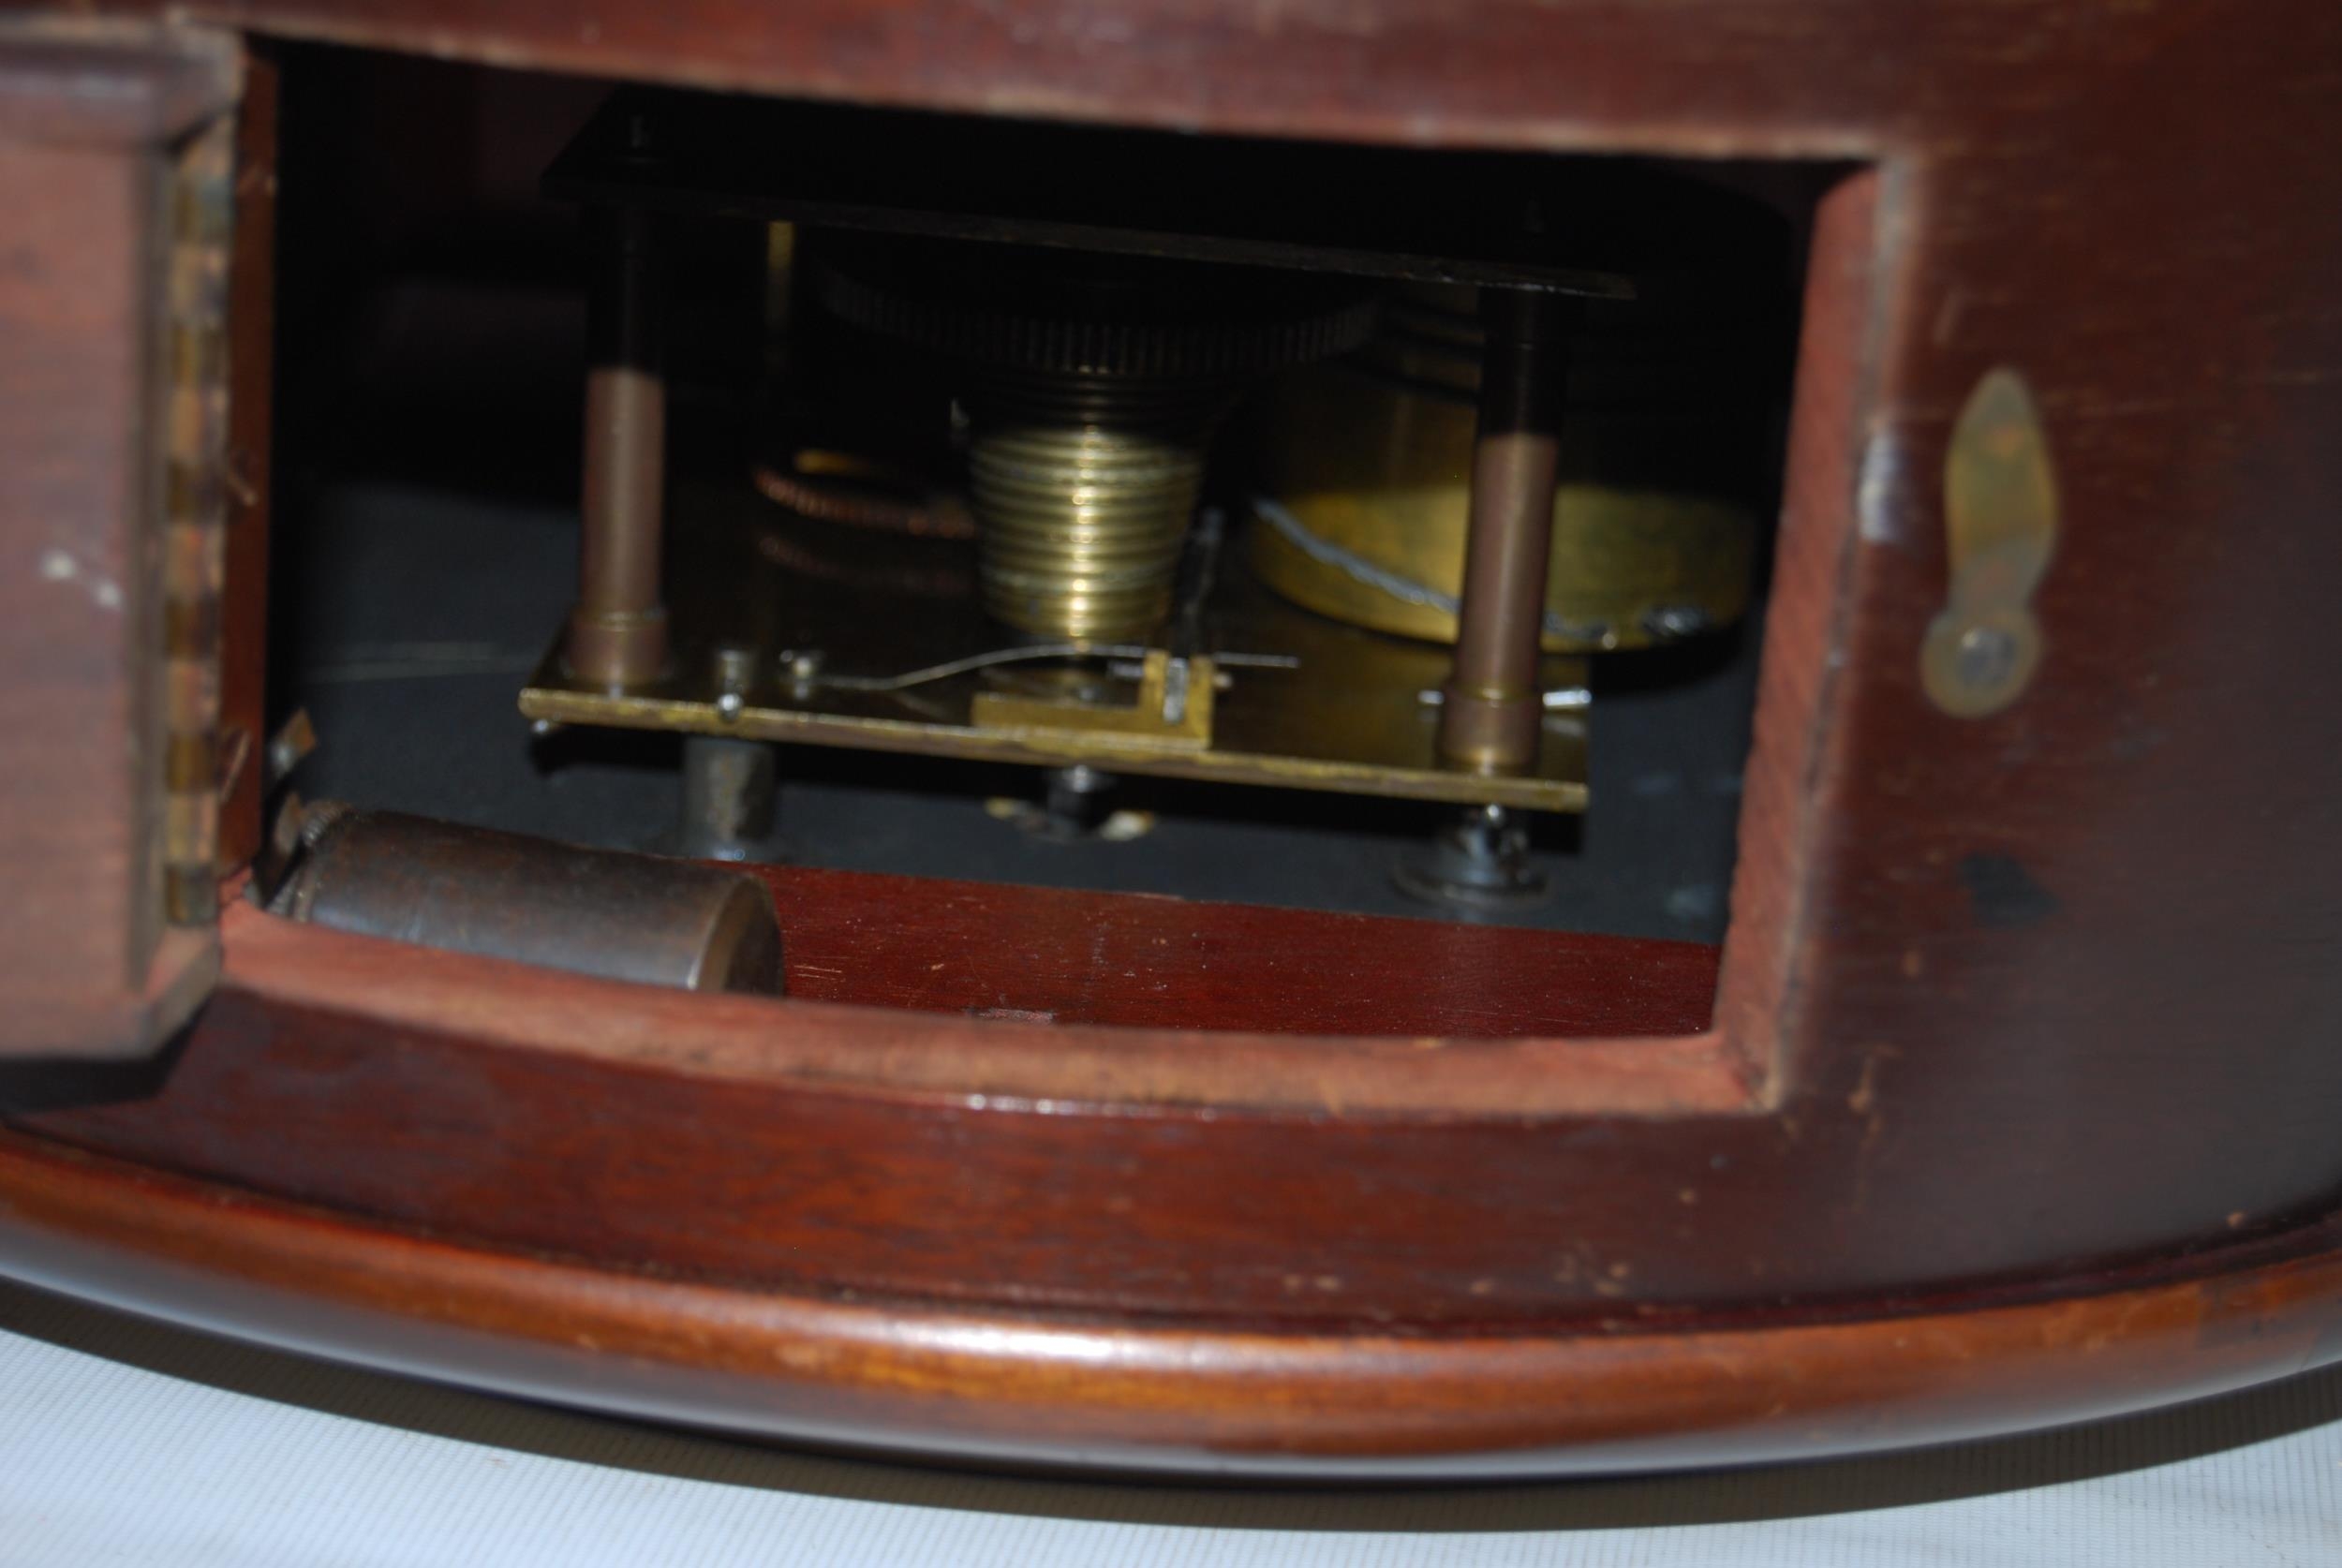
[256,45,1857,1051]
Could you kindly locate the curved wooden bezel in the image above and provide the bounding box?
[1,1129,2337,1476]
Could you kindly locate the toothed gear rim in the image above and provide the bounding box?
[809,234,1381,380]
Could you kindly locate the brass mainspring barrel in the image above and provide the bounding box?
[966,375,1227,640]
[802,232,1378,640]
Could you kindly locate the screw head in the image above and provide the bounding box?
[711,643,758,686]
[1921,608,2040,718]
[1643,604,1712,641]
[1953,623,2020,690]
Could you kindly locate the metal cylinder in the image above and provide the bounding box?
[1392,803,1550,911]
[968,377,1220,638]
[674,734,779,863]
[1438,290,1570,774]
[567,203,669,690]
[274,807,783,995]
[807,235,1375,642]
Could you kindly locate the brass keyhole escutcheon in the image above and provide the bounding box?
[1922,368,2059,718]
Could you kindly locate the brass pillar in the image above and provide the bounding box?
[1436,289,1569,773]
[566,203,669,690]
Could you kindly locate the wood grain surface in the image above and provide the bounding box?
[1,1126,2338,1476]
[215,42,277,875]
[763,865,1720,1037]
[0,0,2336,1473]
[0,24,235,1057]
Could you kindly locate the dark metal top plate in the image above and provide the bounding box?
[543,90,1781,301]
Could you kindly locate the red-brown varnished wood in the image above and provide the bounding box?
[760,865,1718,1036]
[15,895,1753,1320]
[0,1127,2336,1476]
[215,41,276,874]
[1,0,2336,1474]
[0,881,2312,1324]
[62,6,2330,1283]
[0,23,235,1057]
[200,893,1747,1116]
[1710,165,1872,1093]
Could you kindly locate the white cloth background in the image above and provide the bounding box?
[1,1278,2335,1566]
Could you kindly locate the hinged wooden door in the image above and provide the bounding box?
[0,23,243,1058]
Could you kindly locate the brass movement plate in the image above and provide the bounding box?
[520,471,1589,812]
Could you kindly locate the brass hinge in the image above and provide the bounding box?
[160,114,234,924]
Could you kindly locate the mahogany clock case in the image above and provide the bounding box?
[0,4,2335,1477]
